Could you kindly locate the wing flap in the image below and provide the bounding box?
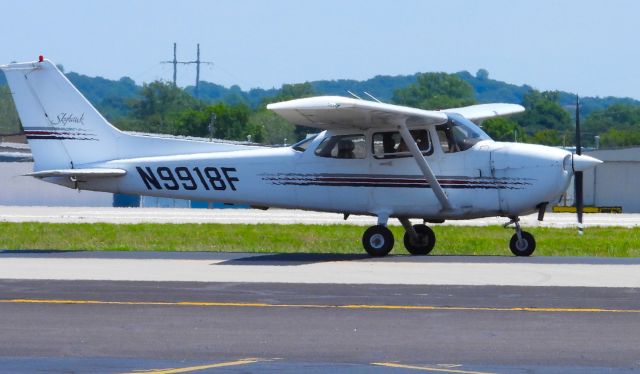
[26,168,127,178]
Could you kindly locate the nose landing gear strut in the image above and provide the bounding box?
[504,217,536,256]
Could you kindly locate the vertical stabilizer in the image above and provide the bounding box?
[1,59,121,171]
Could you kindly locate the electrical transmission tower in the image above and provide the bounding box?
[161,43,213,97]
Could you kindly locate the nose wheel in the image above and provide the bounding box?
[505,217,536,256]
[362,225,394,257]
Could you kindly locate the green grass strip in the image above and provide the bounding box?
[0,222,639,257]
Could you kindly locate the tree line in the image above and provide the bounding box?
[393,72,640,148]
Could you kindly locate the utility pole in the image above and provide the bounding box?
[208,113,216,142]
[161,43,213,96]
[172,43,177,85]
[195,44,201,96]
[161,43,179,86]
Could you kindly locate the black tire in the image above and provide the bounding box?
[362,225,394,257]
[403,224,436,255]
[509,231,536,256]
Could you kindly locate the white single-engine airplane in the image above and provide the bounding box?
[1,58,602,256]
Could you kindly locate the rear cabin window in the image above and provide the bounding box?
[372,130,433,159]
[314,134,366,159]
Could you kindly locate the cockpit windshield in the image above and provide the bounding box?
[291,134,318,152]
[436,114,492,153]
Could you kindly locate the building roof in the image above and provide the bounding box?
[587,147,640,162]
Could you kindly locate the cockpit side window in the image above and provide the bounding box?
[314,134,366,159]
[372,130,433,159]
[436,124,461,153]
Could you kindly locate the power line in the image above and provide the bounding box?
[161,43,213,97]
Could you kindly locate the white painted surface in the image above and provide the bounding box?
[0,257,638,288]
[0,206,639,227]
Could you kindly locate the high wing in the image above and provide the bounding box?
[267,96,449,130]
[268,96,524,129]
[444,103,524,121]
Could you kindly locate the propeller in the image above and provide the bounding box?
[574,95,584,235]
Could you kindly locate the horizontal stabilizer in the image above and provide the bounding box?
[26,168,127,179]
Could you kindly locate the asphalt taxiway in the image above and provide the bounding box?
[1,251,640,373]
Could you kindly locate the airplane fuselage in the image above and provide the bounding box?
[69,129,573,221]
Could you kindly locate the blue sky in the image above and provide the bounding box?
[1,0,638,99]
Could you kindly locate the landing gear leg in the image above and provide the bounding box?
[362,214,394,257]
[399,218,436,255]
[504,216,536,256]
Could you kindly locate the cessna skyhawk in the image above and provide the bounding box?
[1,58,601,256]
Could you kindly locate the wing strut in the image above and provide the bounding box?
[396,121,453,211]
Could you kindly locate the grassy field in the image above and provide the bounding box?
[1,222,639,257]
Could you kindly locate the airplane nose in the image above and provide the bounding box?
[572,154,602,172]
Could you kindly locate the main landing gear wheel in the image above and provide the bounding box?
[362,225,394,257]
[509,231,536,257]
[403,224,436,255]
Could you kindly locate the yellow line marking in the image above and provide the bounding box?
[123,358,260,374]
[372,362,495,374]
[1,298,639,314]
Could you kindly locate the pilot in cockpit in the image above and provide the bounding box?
[397,130,429,153]
[337,139,356,159]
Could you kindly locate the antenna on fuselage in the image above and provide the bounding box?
[347,90,362,100]
[363,91,383,103]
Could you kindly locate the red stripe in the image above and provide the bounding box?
[24,130,55,135]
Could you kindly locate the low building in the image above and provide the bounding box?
[0,160,113,207]
[583,147,640,212]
